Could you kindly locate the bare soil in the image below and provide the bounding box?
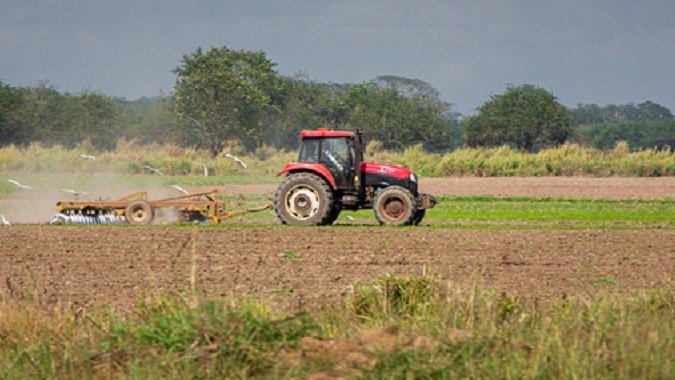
[1,226,672,312]
[216,177,675,198]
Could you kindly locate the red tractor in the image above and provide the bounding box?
[274,128,436,226]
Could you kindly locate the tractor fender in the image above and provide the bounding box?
[276,163,337,190]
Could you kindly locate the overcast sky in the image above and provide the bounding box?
[1,0,674,115]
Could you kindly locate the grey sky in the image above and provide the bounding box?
[1,0,674,115]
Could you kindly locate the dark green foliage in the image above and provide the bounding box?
[173,46,284,155]
[9,82,67,146]
[268,75,349,148]
[465,84,572,151]
[59,92,122,149]
[0,81,123,149]
[571,119,675,150]
[116,96,177,144]
[570,101,673,125]
[0,81,23,144]
[344,80,462,151]
[272,75,462,151]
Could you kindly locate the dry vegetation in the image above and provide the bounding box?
[0,140,673,177]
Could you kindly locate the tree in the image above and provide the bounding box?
[373,75,443,100]
[571,120,675,150]
[0,81,22,145]
[9,81,67,146]
[634,101,674,121]
[370,76,463,150]
[116,96,177,144]
[334,77,462,151]
[59,92,122,149]
[569,101,673,125]
[270,74,348,149]
[272,75,462,151]
[343,82,459,151]
[1,82,121,149]
[172,46,283,155]
[465,85,572,151]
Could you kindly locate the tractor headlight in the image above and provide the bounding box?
[409,173,417,183]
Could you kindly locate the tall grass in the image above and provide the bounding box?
[1,140,673,177]
[342,274,674,379]
[0,140,295,177]
[368,142,675,177]
[1,274,672,379]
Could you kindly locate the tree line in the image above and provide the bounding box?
[1,46,673,154]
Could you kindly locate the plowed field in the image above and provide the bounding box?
[1,177,673,312]
[1,226,673,312]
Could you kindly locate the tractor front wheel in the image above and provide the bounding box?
[275,172,335,226]
[374,186,416,226]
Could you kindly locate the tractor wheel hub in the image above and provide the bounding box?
[384,199,405,218]
[286,185,320,220]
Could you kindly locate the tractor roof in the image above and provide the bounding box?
[300,128,354,138]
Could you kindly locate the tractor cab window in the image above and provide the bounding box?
[298,139,320,163]
[322,138,350,171]
[320,137,352,188]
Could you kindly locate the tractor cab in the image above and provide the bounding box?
[296,128,362,190]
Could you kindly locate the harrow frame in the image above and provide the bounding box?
[54,190,270,225]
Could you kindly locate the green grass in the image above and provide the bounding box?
[1,274,672,379]
[336,196,675,229]
[219,195,675,227]
[430,196,675,223]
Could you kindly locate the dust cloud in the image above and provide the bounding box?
[1,173,172,224]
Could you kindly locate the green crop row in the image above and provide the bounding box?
[332,196,675,229]
[1,274,672,379]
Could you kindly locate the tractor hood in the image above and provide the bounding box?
[360,162,412,181]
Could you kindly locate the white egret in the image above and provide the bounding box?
[225,154,247,169]
[171,185,190,195]
[8,179,34,190]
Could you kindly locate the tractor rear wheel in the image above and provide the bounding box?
[374,186,416,226]
[275,172,335,226]
[125,199,154,225]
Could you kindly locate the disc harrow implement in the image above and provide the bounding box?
[52,190,270,225]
